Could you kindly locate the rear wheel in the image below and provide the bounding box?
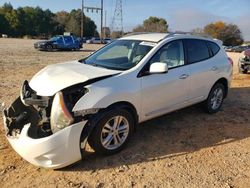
[204,83,225,114]
[88,108,134,155]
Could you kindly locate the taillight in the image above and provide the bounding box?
[228,57,233,66]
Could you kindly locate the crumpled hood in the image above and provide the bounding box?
[29,61,120,96]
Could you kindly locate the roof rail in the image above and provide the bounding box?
[167,31,213,39]
[123,32,163,37]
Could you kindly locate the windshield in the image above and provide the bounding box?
[83,40,154,70]
[49,36,61,41]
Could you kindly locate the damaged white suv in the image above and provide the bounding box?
[3,33,233,169]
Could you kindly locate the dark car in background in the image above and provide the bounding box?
[232,45,250,53]
[239,49,250,74]
[34,35,83,51]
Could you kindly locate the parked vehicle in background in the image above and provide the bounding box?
[232,46,250,53]
[34,35,83,51]
[238,49,250,74]
[86,37,102,44]
[104,38,112,44]
[3,32,233,169]
[224,46,234,52]
[81,37,92,43]
[86,37,112,44]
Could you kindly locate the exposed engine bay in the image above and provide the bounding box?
[3,80,88,139]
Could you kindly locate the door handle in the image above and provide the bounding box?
[179,74,189,79]
[211,66,218,71]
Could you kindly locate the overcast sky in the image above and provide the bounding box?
[1,0,250,40]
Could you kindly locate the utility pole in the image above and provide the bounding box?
[81,0,84,38]
[82,0,104,42]
[101,0,103,41]
[104,10,107,38]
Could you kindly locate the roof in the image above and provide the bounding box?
[121,33,168,42]
[120,32,222,45]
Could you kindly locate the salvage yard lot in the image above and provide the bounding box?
[0,38,250,188]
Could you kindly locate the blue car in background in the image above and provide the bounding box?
[34,35,83,51]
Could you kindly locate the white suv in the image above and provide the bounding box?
[3,33,233,169]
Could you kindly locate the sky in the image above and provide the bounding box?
[1,0,250,40]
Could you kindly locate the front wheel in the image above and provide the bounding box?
[46,44,53,51]
[242,69,248,74]
[204,83,225,114]
[88,109,134,155]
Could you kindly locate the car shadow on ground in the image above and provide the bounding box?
[63,87,250,172]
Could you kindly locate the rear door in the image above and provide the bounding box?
[64,36,74,49]
[184,39,220,103]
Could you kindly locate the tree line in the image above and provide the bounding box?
[132,16,243,46]
[0,2,98,38]
[0,2,244,45]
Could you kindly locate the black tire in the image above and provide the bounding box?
[46,44,53,51]
[88,108,134,155]
[204,83,225,114]
[242,69,248,74]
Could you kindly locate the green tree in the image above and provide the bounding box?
[133,16,168,33]
[0,13,9,34]
[4,9,20,36]
[55,9,97,37]
[0,3,98,38]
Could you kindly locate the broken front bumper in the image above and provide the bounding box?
[4,120,87,169]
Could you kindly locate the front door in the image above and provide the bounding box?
[141,40,190,119]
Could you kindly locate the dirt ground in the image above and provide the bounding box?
[0,38,250,188]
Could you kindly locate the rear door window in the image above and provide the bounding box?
[185,39,210,64]
[64,36,73,44]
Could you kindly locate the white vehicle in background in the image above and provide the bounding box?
[86,37,102,44]
[3,32,233,169]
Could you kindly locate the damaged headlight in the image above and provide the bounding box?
[51,92,74,133]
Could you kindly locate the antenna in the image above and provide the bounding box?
[111,0,123,34]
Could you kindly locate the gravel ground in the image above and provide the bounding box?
[0,38,250,188]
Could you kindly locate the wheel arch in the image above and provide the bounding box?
[79,101,138,154]
[105,101,139,127]
[213,77,229,98]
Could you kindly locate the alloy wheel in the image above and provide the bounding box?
[100,116,129,150]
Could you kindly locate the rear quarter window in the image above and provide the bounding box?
[185,39,210,64]
[207,41,220,56]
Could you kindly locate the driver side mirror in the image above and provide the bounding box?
[149,62,168,74]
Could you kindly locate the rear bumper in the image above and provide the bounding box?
[6,121,87,169]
